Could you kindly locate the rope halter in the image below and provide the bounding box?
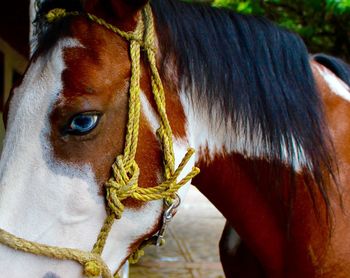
[0,4,200,278]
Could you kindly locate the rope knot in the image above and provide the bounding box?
[105,156,140,218]
[84,260,101,277]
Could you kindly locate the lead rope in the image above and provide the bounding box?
[0,4,200,278]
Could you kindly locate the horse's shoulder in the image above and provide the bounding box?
[311,59,350,105]
[311,59,350,187]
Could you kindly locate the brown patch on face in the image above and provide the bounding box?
[49,17,163,211]
[50,18,129,186]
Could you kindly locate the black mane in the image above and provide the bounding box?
[152,0,336,211]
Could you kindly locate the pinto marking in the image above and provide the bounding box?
[3,0,348,277]
[316,64,350,102]
[179,91,308,171]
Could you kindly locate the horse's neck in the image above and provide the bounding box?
[183,85,333,275]
[180,92,289,272]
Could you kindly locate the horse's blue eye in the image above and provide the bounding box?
[68,113,100,135]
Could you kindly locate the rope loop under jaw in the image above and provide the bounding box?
[0,4,200,277]
[105,148,200,219]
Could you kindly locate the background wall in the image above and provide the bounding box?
[0,1,29,151]
[0,39,28,151]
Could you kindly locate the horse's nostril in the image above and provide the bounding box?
[43,272,61,278]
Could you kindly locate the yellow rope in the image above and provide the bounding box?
[0,228,112,278]
[0,4,200,277]
[106,148,199,218]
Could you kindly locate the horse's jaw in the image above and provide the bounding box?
[0,37,162,276]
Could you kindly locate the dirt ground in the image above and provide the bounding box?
[130,186,226,278]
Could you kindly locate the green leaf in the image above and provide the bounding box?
[237,2,253,13]
[326,0,350,14]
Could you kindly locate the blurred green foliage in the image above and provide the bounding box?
[191,0,350,61]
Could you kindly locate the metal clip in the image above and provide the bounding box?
[156,194,181,246]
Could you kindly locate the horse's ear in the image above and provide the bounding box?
[84,0,149,31]
[29,0,85,57]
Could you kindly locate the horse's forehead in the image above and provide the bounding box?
[59,19,131,99]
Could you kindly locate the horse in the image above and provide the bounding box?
[0,0,349,277]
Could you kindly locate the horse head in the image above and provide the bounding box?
[0,0,196,276]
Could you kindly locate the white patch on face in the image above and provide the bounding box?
[179,90,307,171]
[0,39,163,276]
[0,38,103,277]
[102,201,163,273]
[316,64,350,102]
